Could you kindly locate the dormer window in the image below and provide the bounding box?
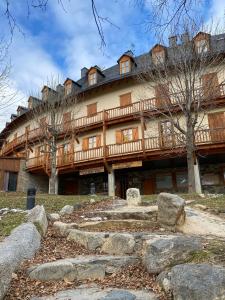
[195,39,209,54]
[65,82,72,95]
[151,44,166,66]
[193,32,210,55]
[152,51,165,65]
[89,71,97,86]
[42,88,48,101]
[120,59,130,74]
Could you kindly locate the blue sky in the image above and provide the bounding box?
[0,0,224,128]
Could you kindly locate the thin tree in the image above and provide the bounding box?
[27,80,79,194]
[138,24,225,193]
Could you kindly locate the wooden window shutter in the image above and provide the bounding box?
[155,84,170,107]
[120,93,131,107]
[208,112,225,141]
[116,130,122,144]
[87,103,97,116]
[202,73,220,98]
[63,112,71,123]
[96,135,101,147]
[132,127,139,141]
[82,138,89,150]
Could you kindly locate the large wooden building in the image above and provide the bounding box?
[1,32,225,196]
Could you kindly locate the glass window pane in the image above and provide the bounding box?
[176,173,188,187]
[156,174,172,189]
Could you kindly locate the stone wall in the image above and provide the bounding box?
[17,160,49,193]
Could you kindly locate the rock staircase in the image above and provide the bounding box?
[15,193,225,299]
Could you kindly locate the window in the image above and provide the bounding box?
[87,103,97,116]
[202,173,220,185]
[42,89,48,101]
[122,128,133,142]
[176,173,188,187]
[152,51,165,65]
[195,39,209,54]
[120,60,130,74]
[116,127,139,143]
[156,174,173,189]
[65,83,72,95]
[120,92,132,107]
[88,136,97,149]
[88,72,97,85]
[63,143,69,154]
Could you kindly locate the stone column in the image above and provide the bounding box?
[108,169,115,198]
[194,158,202,194]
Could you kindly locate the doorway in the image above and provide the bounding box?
[7,172,18,191]
[116,175,128,199]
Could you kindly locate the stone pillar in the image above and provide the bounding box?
[108,169,115,198]
[194,158,202,194]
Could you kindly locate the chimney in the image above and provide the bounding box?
[169,36,177,47]
[181,32,189,44]
[81,67,88,78]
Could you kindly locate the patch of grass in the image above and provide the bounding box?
[189,195,225,212]
[0,192,107,213]
[188,239,225,266]
[0,212,26,238]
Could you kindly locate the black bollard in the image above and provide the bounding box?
[26,188,36,210]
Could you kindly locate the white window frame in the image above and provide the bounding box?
[89,72,97,85]
[88,136,97,149]
[120,60,130,74]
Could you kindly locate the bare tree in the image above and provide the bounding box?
[27,80,79,194]
[138,24,225,193]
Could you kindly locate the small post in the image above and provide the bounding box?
[26,188,36,210]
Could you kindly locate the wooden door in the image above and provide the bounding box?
[63,180,78,195]
[143,177,155,194]
[208,112,225,141]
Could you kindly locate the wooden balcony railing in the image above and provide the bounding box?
[2,83,225,156]
[26,127,225,170]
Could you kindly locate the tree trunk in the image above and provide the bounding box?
[49,135,58,194]
[186,120,199,193]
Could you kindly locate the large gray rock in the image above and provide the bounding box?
[0,223,41,300]
[102,233,135,255]
[59,205,74,216]
[142,235,202,274]
[157,193,186,230]
[67,229,107,251]
[53,221,78,236]
[126,188,141,206]
[158,263,225,300]
[27,205,48,236]
[28,255,140,281]
[31,285,158,300]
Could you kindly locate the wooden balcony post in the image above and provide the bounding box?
[140,102,146,158]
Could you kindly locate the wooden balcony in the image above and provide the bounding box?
[26,127,225,172]
[2,83,225,156]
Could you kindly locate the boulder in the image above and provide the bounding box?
[126,188,141,206]
[158,263,225,300]
[28,255,140,281]
[27,205,48,236]
[142,235,202,274]
[53,221,78,236]
[48,213,60,222]
[31,286,157,300]
[67,229,106,251]
[157,193,185,230]
[59,205,74,216]
[0,223,41,300]
[102,233,135,255]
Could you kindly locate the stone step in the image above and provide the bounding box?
[27,255,140,282]
[31,285,158,300]
[88,206,158,221]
